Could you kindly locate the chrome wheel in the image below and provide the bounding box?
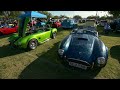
[28,39,38,50]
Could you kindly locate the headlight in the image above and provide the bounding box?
[58,49,64,56]
[97,57,106,65]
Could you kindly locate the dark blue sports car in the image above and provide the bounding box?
[58,26,108,70]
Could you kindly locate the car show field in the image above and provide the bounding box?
[0,24,120,79]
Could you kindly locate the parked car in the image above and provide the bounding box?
[52,20,61,28]
[0,24,18,36]
[61,19,78,29]
[99,20,107,27]
[58,26,108,70]
[110,18,120,32]
[8,11,57,50]
[86,19,97,27]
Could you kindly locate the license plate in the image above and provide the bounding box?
[69,62,87,70]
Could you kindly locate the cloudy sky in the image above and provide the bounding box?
[48,11,111,18]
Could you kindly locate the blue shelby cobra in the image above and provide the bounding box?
[58,26,108,70]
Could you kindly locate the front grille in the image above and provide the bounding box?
[68,58,91,67]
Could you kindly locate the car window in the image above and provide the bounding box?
[75,29,97,37]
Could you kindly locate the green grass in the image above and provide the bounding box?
[78,21,95,27]
[0,26,120,79]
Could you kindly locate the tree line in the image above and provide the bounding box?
[0,11,119,20]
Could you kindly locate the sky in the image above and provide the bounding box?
[48,11,111,18]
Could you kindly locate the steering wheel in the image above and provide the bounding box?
[46,24,51,28]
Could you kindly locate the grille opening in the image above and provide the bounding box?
[68,59,91,67]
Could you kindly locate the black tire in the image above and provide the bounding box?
[28,39,38,50]
[52,32,56,39]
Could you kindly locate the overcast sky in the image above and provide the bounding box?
[48,11,111,18]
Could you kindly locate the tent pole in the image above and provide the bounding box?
[31,17,33,27]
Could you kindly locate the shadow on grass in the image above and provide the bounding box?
[57,27,72,31]
[110,45,120,63]
[0,44,25,58]
[19,42,101,79]
[0,34,12,39]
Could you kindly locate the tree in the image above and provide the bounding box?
[59,15,69,19]
[0,11,22,19]
[100,16,106,20]
[108,11,120,18]
[87,15,99,19]
[99,16,113,20]
[53,15,59,19]
[73,15,82,20]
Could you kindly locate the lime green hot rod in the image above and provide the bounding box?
[8,11,57,50]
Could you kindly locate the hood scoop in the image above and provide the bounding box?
[77,37,88,40]
[77,35,89,40]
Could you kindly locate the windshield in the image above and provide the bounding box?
[8,24,14,28]
[72,29,98,37]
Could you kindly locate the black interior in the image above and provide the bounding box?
[25,24,51,36]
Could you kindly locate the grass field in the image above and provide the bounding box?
[0,26,120,79]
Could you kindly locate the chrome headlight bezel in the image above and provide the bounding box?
[97,57,106,65]
[58,49,64,56]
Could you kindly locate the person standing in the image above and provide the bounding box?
[104,22,111,35]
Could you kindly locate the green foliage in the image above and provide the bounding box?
[87,15,99,19]
[99,16,113,20]
[108,11,120,18]
[73,15,82,20]
[53,15,59,19]
[59,15,69,19]
[0,11,22,18]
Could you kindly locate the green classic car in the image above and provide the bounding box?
[8,11,57,50]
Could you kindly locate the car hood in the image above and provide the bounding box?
[66,34,96,63]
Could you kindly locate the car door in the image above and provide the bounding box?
[37,31,46,43]
[36,29,51,43]
[43,28,51,40]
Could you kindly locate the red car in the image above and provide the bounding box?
[0,25,18,35]
[52,21,61,28]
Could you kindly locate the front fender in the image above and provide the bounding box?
[26,37,39,46]
[16,36,39,49]
[93,39,108,60]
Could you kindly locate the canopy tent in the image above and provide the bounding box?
[19,11,47,18]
